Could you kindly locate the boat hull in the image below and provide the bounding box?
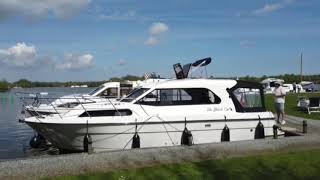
[26,117,276,152]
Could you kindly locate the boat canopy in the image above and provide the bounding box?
[192,57,211,67]
[228,81,266,113]
[173,57,212,79]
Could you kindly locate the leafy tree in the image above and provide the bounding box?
[14,79,32,88]
[0,79,11,91]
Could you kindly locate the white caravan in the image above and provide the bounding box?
[261,78,285,94]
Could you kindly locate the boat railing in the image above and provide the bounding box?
[74,95,91,119]
[15,93,122,119]
[44,97,63,120]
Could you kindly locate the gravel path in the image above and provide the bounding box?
[283,115,320,135]
[1,135,320,180]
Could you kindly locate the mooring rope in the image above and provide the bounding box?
[160,121,175,145]
[122,116,154,150]
[155,116,182,131]
[80,116,155,145]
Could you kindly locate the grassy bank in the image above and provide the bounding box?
[51,149,320,180]
[265,92,320,120]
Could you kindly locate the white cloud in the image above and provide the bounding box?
[117,59,127,66]
[144,37,159,46]
[99,10,136,21]
[0,42,94,72]
[0,42,38,67]
[240,40,256,47]
[57,53,94,71]
[254,4,284,14]
[253,0,294,15]
[149,22,169,35]
[144,22,169,46]
[0,0,90,20]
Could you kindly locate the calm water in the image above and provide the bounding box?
[0,87,93,160]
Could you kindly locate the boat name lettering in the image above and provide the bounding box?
[207,107,233,112]
[207,107,223,112]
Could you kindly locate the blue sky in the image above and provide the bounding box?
[0,0,319,82]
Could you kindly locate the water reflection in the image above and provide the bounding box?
[0,87,92,160]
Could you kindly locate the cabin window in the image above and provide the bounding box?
[121,88,150,102]
[120,87,133,98]
[137,88,221,106]
[57,102,80,108]
[99,87,118,98]
[228,81,266,112]
[79,109,132,117]
[88,85,104,95]
[57,102,94,108]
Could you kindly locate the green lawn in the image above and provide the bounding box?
[265,92,320,120]
[50,149,320,180]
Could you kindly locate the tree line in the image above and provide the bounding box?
[0,75,146,91]
[238,74,320,84]
[1,73,320,91]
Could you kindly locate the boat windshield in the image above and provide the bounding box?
[121,88,150,102]
[88,85,105,96]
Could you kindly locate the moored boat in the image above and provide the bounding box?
[20,80,154,116]
[22,58,277,152]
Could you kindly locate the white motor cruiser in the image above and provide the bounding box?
[22,58,277,152]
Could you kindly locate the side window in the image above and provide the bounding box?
[183,88,221,104]
[138,89,159,105]
[120,84,133,98]
[79,109,132,117]
[120,87,132,97]
[137,88,221,106]
[99,87,118,98]
[180,89,192,101]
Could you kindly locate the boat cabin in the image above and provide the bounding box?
[122,79,266,113]
[89,81,136,99]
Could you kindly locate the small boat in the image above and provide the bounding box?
[21,57,277,152]
[20,80,166,116]
[20,81,136,116]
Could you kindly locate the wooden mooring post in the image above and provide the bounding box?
[273,125,278,139]
[303,120,307,134]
